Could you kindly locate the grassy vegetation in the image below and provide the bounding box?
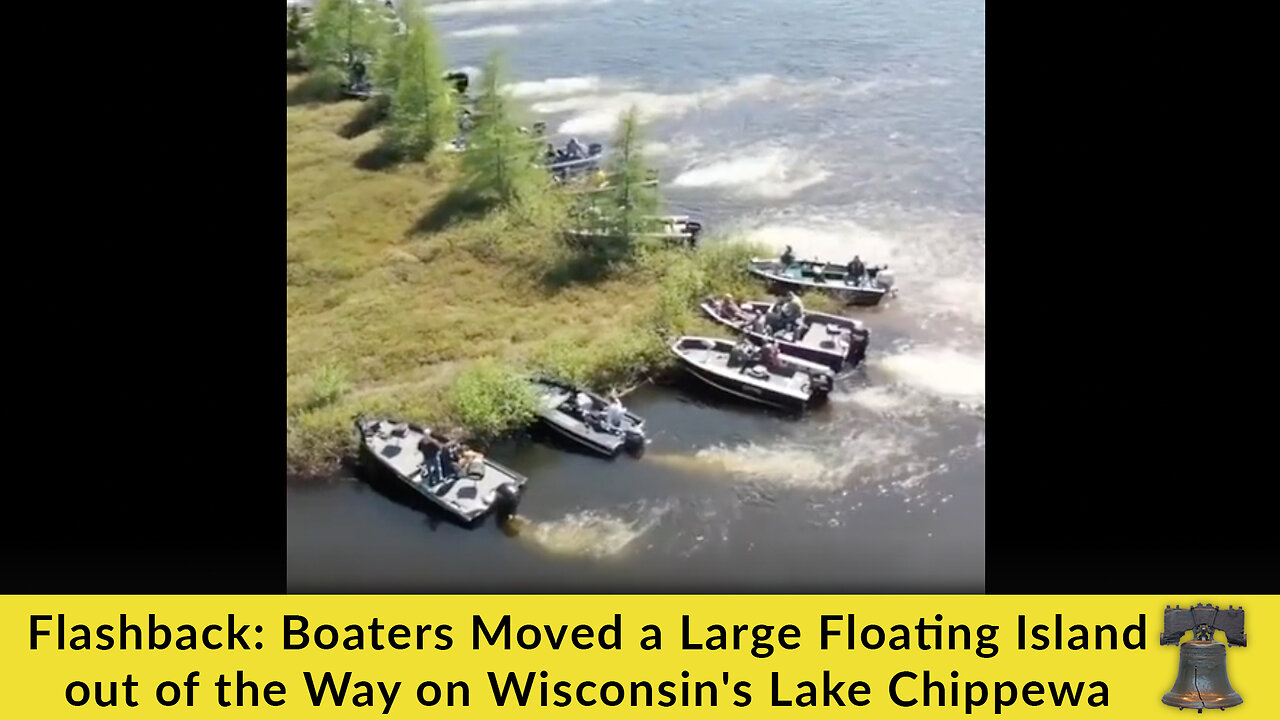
[286,66,844,475]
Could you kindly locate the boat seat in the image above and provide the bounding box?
[745,365,770,379]
[455,485,478,500]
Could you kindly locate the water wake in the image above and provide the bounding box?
[429,0,611,18]
[672,145,831,199]
[508,500,673,559]
[531,74,840,135]
[648,428,921,493]
[448,24,523,38]
[873,346,986,407]
[504,75,604,99]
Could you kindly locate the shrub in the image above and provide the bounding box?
[448,359,538,439]
[306,363,351,410]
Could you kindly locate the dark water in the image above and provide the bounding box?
[288,0,986,592]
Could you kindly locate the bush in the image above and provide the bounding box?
[306,363,351,410]
[448,359,538,439]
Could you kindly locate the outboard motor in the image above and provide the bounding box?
[623,427,647,455]
[874,265,895,290]
[810,371,834,394]
[491,482,522,519]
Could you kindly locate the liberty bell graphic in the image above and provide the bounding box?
[1161,603,1245,711]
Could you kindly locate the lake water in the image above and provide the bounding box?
[287,0,986,592]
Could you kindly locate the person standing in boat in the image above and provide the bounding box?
[605,393,626,431]
[846,255,866,284]
[575,391,594,415]
[780,245,795,267]
[565,137,585,159]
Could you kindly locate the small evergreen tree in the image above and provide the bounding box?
[286,7,307,51]
[460,52,549,210]
[384,4,455,160]
[305,0,381,70]
[593,106,661,257]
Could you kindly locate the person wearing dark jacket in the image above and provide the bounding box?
[846,255,865,283]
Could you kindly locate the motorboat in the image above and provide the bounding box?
[669,336,834,411]
[699,297,870,373]
[353,416,526,523]
[747,257,895,306]
[529,378,646,458]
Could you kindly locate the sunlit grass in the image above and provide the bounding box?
[286,73,791,474]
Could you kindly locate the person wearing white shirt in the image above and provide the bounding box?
[605,396,626,429]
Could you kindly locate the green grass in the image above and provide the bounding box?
[286,73,791,475]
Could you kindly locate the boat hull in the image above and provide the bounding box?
[679,362,812,411]
[668,340,830,412]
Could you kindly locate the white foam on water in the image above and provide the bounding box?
[448,23,522,37]
[641,136,702,159]
[671,145,831,199]
[838,385,914,415]
[654,429,921,492]
[429,0,611,17]
[532,74,838,135]
[875,346,986,406]
[516,500,672,559]
[924,277,986,327]
[833,75,953,100]
[504,75,603,99]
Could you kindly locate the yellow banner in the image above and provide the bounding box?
[3,595,1276,717]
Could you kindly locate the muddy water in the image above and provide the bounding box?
[288,0,985,591]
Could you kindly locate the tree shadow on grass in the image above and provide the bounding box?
[540,247,616,291]
[339,96,390,139]
[286,73,345,106]
[354,142,404,171]
[412,187,494,235]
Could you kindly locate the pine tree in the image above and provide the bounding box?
[286,7,306,51]
[384,3,455,160]
[594,106,661,256]
[304,0,381,70]
[460,52,548,209]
